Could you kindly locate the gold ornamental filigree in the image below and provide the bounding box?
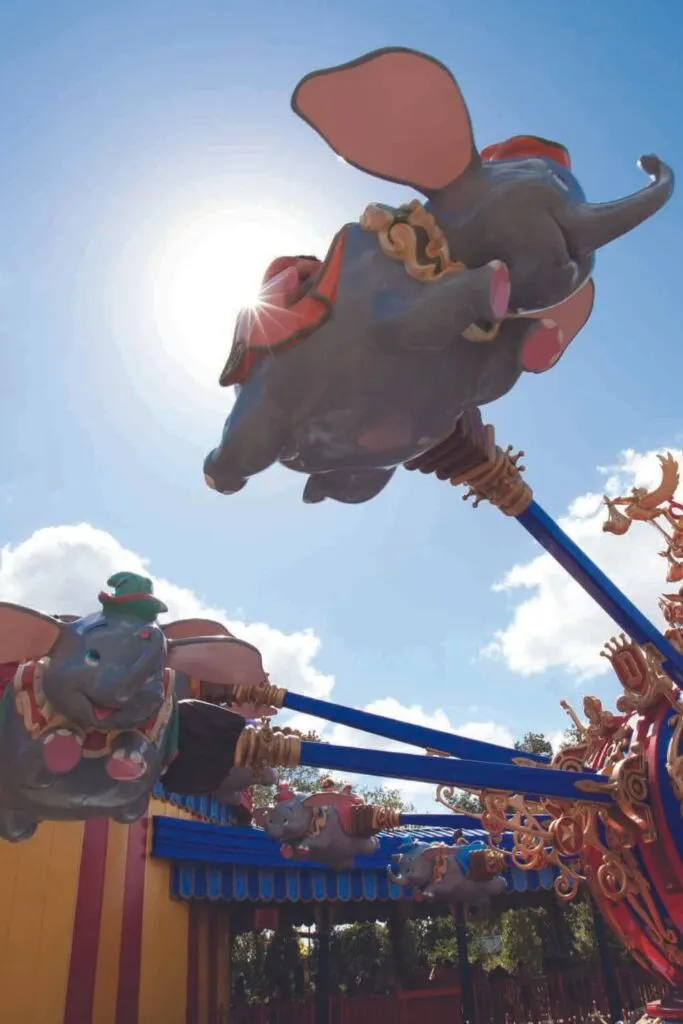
[436,787,588,902]
[602,453,683,650]
[600,636,682,715]
[370,806,401,832]
[455,443,532,517]
[233,680,287,710]
[234,718,301,770]
[558,696,630,766]
[360,201,466,282]
[404,410,533,515]
[666,712,683,803]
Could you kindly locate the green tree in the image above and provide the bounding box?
[252,730,416,812]
[514,732,554,757]
[329,922,390,993]
[559,722,584,750]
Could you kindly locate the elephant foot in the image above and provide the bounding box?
[303,467,395,505]
[203,460,248,495]
[518,317,564,373]
[111,795,149,824]
[41,727,83,774]
[0,809,38,843]
[462,261,512,340]
[485,260,511,321]
[105,736,149,782]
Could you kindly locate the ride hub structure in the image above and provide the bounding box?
[0,45,678,1024]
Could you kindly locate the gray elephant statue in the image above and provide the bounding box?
[253,779,389,869]
[388,838,507,913]
[0,572,278,841]
[204,46,674,506]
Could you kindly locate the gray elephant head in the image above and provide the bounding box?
[2,573,170,737]
[253,786,314,841]
[253,782,380,868]
[388,839,507,907]
[293,47,673,315]
[0,574,279,840]
[204,48,674,507]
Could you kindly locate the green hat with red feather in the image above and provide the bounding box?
[98,572,168,624]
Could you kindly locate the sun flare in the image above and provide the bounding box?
[151,204,328,388]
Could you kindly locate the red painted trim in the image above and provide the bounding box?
[208,906,218,1023]
[64,818,110,1024]
[186,902,200,1024]
[115,817,148,1024]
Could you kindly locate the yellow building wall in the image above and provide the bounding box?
[0,821,84,1024]
[0,799,231,1024]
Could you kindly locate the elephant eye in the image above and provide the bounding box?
[85,649,101,666]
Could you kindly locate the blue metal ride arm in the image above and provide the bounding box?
[283,691,549,765]
[298,741,612,804]
[517,500,683,686]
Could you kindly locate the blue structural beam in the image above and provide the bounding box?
[283,691,548,765]
[298,741,612,804]
[517,500,683,686]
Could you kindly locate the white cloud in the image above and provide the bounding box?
[486,448,683,679]
[0,524,333,699]
[0,524,514,811]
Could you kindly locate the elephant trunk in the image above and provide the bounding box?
[387,865,407,886]
[558,155,674,257]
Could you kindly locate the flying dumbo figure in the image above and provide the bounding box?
[204,47,674,505]
[388,838,507,913]
[0,572,278,841]
[253,780,382,869]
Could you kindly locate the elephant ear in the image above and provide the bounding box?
[166,635,276,716]
[0,603,63,663]
[422,843,455,860]
[292,47,476,193]
[518,279,595,374]
[304,792,357,831]
[163,619,234,641]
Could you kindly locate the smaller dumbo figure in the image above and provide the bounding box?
[0,572,278,841]
[388,838,507,914]
[253,779,383,869]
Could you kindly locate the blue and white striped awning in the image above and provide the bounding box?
[153,817,558,903]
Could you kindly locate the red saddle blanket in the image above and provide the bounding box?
[219,229,347,388]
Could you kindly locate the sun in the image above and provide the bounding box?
[151,203,328,389]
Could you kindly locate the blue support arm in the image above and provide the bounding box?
[283,691,549,765]
[298,741,612,804]
[517,500,683,686]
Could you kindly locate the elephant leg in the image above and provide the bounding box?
[39,727,83,776]
[204,383,286,495]
[105,733,150,783]
[0,808,38,843]
[303,467,395,505]
[111,794,149,825]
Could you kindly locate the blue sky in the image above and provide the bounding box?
[1,0,681,778]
